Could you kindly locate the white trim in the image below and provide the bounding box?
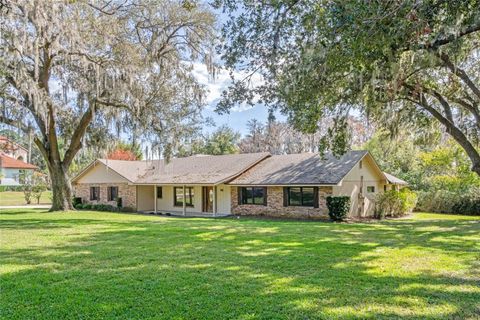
[154,184,157,213]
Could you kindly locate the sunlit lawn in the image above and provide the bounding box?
[1,210,479,319]
[0,191,52,206]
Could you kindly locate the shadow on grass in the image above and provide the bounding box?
[1,213,479,319]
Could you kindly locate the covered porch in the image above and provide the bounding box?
[136,184,231,217]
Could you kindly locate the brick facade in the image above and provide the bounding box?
[231,186,332,219]
[73,183,137,209]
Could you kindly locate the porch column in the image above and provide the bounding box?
[153,185,157,213]
[212,185,217,217]
[182,185,186,216]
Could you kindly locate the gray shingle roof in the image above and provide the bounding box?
[228,151,369,185]
[384,172,408,185]
[136,153,270,184]
[97,159,151,182]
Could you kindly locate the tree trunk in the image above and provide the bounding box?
[48,162,74,211]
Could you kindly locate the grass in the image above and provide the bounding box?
[0,191,52,206]
[0,210,479,319]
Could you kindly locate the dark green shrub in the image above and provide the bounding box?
[120,206,135,213]
[72,197,82,207]
[74,203,83,210]
[83,203,92,210]
[116,197,123,208]
[326,196,350,221]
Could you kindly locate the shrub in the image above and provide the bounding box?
[116,197,123,208]
[416,188,479,215]
[326,196,350,221]
[120,206,135,213]
[83,203,92,210]
[72,197,82,207]
[375,189,417,219]
[74,203,84,210]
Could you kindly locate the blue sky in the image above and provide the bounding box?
[192,62,285,136]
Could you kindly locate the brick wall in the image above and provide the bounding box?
[73,183,137,209]
[231,186,332,219]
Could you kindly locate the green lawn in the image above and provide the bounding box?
[0,191,52,206]
[1,210,479,319]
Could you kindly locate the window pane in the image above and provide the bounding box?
[289,187,301,206]
[188,187,194,206]
[246,188,253,204]
[175,187,184,206]
[157,187,162,199]
[367,186,375,193]
[302,188,314,206]
[253,187,264,204]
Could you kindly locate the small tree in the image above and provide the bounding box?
[20,171,47,205]
[32,173,48,204]
[20,171,33,204]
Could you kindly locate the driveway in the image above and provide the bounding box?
[0,205,51,210]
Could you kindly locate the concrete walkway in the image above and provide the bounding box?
[0,205,51,210]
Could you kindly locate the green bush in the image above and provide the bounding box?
[0,186,24,192]
[326,196,350,221]
[72,197,82,207]
[375,189,417,219]
[90,204,118,212]
[417,188,480,215]
[75,202,127,212]
[116,197,123,208]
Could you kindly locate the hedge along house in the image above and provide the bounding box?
[72,151,407,218]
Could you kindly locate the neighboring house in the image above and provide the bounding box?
[0,153,38,186]
[72,151,407,218]
[0,136,29,162]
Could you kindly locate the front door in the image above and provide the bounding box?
[202,186,213,213]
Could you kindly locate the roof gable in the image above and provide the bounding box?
[72,159,151,183]
[73,161,131,184]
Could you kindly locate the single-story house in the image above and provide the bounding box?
[72,151,407,218]
[0,153,38,186]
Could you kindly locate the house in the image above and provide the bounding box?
[72,151,408,217]
[0,153,38,186]
[72,151,407,218]
[0,136,29,162]
[0,136,37,186]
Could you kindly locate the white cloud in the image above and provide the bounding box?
[191,62,263,112]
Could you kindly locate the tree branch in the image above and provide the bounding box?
[437,52,480,101]
[0,115,30,134]
[404,84,480,175]
[419,22,480,50]
[62,104,94,168]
